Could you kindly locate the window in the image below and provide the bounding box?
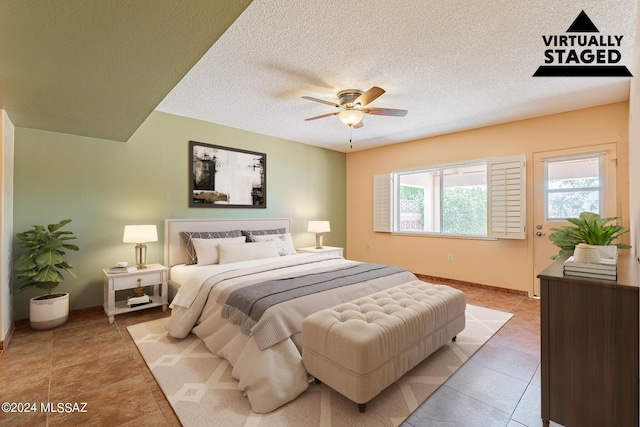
[397,163,487,236]
[544,155,602,220]
[374,155,525,239]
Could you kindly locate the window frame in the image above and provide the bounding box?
[543,153,604,222]
[394,160,489,237]
[375,155,525,240]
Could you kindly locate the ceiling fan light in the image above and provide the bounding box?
[338,110,364,127]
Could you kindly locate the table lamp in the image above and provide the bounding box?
[308,221,330,249]
[123,225,158,269]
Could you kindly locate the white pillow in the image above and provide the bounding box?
[249,233,296,256]
[218,240,279,264]
[192,236,246,265]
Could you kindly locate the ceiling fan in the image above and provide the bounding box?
[302,86,407,128]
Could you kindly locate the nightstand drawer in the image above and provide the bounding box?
[113,271,163,291]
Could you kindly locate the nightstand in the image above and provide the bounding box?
[103,263,169,323]
[296,246,344,257]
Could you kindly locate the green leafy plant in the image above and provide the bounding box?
[548,211,631,259]
[16,219,79,295]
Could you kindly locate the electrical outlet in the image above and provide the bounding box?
[447,253,454,262]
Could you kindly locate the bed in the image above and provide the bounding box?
[163,218,418,413]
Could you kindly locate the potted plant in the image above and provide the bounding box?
[548,211,631,260]
[16,219,79,330]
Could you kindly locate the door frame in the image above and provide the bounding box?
[532,141,618,296]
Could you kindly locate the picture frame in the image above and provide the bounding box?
[189,141,266,208]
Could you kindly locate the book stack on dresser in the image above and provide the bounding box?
[563,255,617,280]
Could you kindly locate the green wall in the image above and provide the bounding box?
[13,111,346,320]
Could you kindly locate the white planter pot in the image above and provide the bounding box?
[573,244,600,263]
[30,292,69,330]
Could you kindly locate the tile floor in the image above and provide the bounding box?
[0,308,178,427]
[0,282,548,427]
[403,282,556,427]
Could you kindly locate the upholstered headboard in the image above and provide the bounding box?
[164,218,292,268]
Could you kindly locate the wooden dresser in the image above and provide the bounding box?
[538,254,639,426]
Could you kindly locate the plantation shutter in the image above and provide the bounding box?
[488,155,526,239]
[373,173,393,232]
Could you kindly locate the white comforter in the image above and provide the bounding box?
[165,254,417,413]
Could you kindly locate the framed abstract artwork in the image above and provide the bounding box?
[189,141,266,208]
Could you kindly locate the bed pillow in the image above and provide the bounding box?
[191,236,246,266]
[240,228,287,242]
[180,230,243,265]
[218,240,279,264]
[249,233,296,256]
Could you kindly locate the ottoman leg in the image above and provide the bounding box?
[358,403,367,413]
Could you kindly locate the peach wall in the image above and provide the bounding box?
[347,102,630,295]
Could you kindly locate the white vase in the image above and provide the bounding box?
[30,292,69,330]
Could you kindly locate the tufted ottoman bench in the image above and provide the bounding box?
[301,280,466,412]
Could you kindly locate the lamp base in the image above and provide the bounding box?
[135,243,148,269]
[315,233,324,249]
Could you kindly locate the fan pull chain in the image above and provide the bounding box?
[349,126,353,149]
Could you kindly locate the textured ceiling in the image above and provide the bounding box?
[157,0,638,152]
[0,0,252,141]
[1,1,636,151]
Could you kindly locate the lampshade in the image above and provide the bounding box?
[123,225,158,243]
[338,110,364,127]
[308,221,331,233]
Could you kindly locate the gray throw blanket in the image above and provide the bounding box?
[221,263,406,335]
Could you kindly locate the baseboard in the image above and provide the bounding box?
[69,305,104,316]
[414,273,528,296]
[9,278,526,334]
[14,305,105,328]
[0,320,15,350]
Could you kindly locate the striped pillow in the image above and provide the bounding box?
[180,230,243,265]
[240,228,286,242]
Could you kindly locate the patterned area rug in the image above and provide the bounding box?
[128,304,512,427]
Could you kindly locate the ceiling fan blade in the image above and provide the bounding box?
[304,112,339,121]
[363,107,408,117]
[301,96,340,108]
[353,119,364,129]
[356,86,385,106]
